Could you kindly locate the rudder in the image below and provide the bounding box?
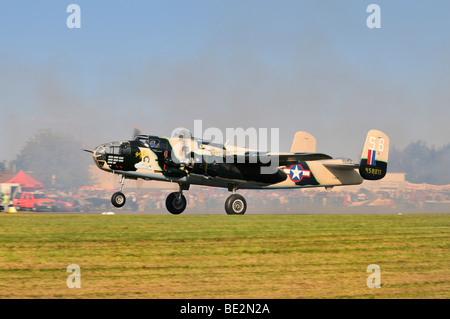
[359,130,389,180]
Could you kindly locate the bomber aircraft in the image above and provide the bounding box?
[86,128,389,215]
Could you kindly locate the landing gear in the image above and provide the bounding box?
[166,192,187,214]
[165,183,188,214]
[111,175,126,208]
[111,191,126,208]
[225,193,247,215]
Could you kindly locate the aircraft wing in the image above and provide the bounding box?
[225,152,332,166]
[113,170,174,182]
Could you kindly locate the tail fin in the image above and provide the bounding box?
[359,130,389,180]
[290,131,316,153]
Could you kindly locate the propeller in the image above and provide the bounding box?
[135,177,144,195]
[170,127,192,140]
[133,126,142,139]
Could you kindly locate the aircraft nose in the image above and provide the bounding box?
[93,145,107,168]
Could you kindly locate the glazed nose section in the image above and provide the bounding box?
[94,145,106,156]
[93,145,107,168]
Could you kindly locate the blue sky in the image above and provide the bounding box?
[1,0,449,161]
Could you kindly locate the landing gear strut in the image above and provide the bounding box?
[111,175,126,208]
[165,183,188,214]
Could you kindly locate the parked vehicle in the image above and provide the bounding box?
[52,196,81,212]
[13,192,56,212]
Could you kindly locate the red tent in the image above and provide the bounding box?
[5,170,43,190]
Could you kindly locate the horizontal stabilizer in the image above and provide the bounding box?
[323,163,360,170]
[276,153,332,165]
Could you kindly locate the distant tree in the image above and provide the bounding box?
[402,141,431,183]
[390,141,450,185]
[0,160,5,172]
[430,144,450,185]
[388,146,404,173]
[15,129,92,190]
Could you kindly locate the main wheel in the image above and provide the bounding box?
[225,194,247,215]
[166,192,187,214]
[111,192,126,208]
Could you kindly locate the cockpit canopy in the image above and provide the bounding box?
[133,135,168,149]
[95,141,131,156]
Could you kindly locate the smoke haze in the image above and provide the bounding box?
[1,1,449,163]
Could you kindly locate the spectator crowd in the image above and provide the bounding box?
[34,185,450,214]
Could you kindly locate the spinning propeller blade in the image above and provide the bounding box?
[133,126,142,138]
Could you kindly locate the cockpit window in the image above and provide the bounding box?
[120,142,131,155]
[137,138,149,147]
[160,140,168,149]
[102,141,131,155]
[149,139,160,148]
[106,142,121,154]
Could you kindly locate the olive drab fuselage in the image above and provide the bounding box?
[93,135,288,187]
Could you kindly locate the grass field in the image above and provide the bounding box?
[0,213,448,299]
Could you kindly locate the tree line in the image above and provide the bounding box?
[1,129,92,190]
[389,141,450,185]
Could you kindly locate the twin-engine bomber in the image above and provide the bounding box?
[86,129,389,215]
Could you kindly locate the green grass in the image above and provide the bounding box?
[0,213,448,298]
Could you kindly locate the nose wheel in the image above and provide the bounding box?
[111,191,126,208]
[111,175,126,208]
